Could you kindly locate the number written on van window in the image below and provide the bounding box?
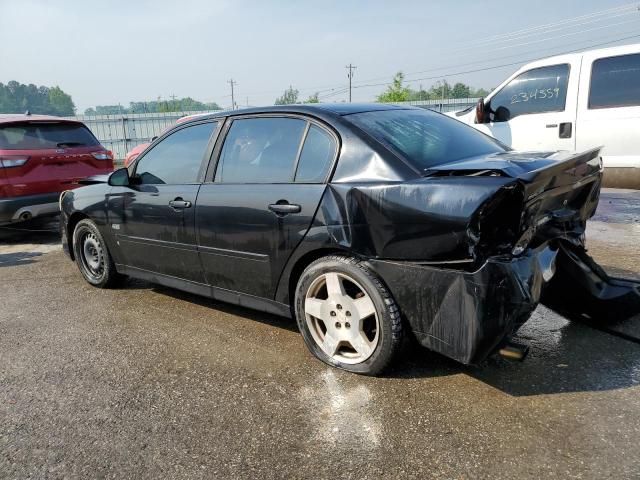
[510,88,561,104]
[489,63,570,121]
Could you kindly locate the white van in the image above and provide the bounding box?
[452,43,640,188]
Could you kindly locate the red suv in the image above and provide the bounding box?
[0,114,113,224]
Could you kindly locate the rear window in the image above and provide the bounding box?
[589,53,640,109]
[0,122,100,150]
[347,109,506,171]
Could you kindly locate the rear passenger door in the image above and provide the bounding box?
[196,115,338,298]
[576,48,640,170]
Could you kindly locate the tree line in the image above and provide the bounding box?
[376,72,489,103]
[84,97,222,116]
[0,73,490,117]
[272,72,489,105]
[0,81,76,116]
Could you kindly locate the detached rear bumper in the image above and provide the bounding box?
[0,192,60,225]
[369,245,558,365]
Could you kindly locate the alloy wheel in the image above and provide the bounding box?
[304,272,379,364]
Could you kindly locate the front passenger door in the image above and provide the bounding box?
[109,121,218,282]
[478,62,578,151]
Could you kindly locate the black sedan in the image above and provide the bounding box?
[60,104,639,375]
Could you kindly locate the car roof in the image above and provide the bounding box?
[190,103,414,122]
[0,114,83,125]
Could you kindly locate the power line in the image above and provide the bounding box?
[345,64,357,103]
[466,9,637,49]
[350,32,640,92]
[472,3,638,45]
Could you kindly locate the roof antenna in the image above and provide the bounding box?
[25,110,31,116]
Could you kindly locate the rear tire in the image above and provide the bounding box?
[294,255,402,376]
[72,219,123,288]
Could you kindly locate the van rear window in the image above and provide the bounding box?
[589,53,640,109]
[0,122,100,150]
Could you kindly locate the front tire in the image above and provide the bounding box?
[72,219,122,288]
[295,255,402,375]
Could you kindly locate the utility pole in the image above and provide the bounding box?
[228,79,237,110]
[345,64,357,103]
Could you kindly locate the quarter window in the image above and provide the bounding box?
[216,117,306,183]
[589,53,640,109]
[489,64,570,121]
[135,122,216,185]
[295,125,337,183]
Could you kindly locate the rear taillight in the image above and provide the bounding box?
[91,150,113,161]
[0,155,29,168]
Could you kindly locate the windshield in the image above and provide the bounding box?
[0,122,100,150]
[346,109,506,171]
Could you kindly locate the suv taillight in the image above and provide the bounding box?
[91,150,113,160]
[0,155,29,168]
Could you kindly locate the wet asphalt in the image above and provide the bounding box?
[1,189,639,479]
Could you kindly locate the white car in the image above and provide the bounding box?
[452,43,640,188]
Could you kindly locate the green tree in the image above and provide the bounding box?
[0,81,76,115]
[429,80,451,100]
[47,86,76,115]
[408,86,431,101]
[275,86,299,105]
[451,82,471,99]
[304,92,319,103]
[377,72,411,103]
[473,87,490,97]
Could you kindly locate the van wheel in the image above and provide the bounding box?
[295,255,402,376]
[72,219,123,288]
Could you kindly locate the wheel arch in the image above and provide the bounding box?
[66,211,90,260]
[279,247,350,308]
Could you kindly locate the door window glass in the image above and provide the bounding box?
[135,122,216,184]
[589,53,640,109]
[489,64,570,121]
[294,125,337,183]
[216,117,306,183]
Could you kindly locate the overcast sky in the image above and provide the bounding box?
[1,0,639,111]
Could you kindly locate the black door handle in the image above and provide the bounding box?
[169,198,192,209]
[559,122,572,139]
[268,202,301,215]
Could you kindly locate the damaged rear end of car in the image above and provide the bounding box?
[330,144,638,365]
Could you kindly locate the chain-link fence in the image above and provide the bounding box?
[389,97,479,113]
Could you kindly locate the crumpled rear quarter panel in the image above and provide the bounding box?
[316,177,514,262]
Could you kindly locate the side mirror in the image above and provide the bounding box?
[108,167,130,186]
[474,98,486,124]
[495,106,511,122]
